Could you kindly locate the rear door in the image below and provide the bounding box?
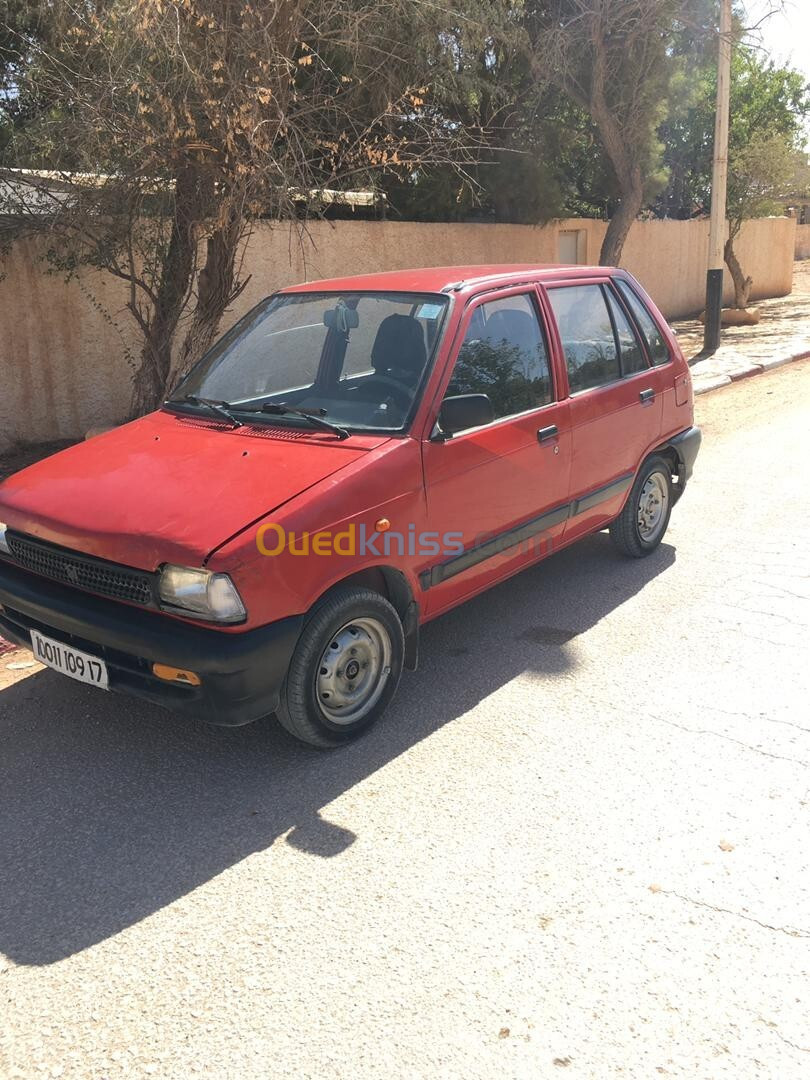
[613,277,687,436]
[420,287,571,617]
[544,279,665,542]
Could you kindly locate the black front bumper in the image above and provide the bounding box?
[0,558,303,726]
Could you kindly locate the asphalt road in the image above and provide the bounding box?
[2,361,809,1079]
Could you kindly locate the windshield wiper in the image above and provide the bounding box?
[259,403,350,440]
[166,395,350,439]
[166,395,243,428]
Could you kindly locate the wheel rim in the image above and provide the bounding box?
[315,617,392,725]
[637,471,668,542]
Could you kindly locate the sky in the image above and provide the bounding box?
[744,0,810,84]
[743,0,810,143]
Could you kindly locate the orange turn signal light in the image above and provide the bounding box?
[375,517,391,532]
[152,663,201,687]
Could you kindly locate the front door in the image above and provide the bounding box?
[420,287,572,618]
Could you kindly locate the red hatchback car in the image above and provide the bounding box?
[0,264,700,746]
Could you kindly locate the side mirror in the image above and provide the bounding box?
[435,393,494,438]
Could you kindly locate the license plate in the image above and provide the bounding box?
[31,630,109,690]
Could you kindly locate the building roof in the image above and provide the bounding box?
[0,168,384,213]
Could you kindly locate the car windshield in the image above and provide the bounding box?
[170,290,450,433]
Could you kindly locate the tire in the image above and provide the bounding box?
[275,586,404,748]
[609,454,674,558]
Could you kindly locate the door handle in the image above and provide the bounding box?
[537,425,558,443]
[639,388,655,404]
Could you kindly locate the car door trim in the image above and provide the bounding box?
[569,472,634,516]
[419,471,633,590]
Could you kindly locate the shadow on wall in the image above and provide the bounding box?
[0,532,674,966]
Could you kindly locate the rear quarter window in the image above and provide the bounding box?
[615,280,671,366]
[605,288,648,375]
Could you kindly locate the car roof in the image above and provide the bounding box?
[279,264,621,296]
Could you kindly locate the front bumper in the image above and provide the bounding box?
[0,557,303,726]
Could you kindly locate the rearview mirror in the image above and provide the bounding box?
[323,303,359,331]
[436,393,494,437]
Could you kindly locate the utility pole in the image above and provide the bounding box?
[703,0,733,354]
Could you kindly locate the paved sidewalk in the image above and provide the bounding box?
[672,260,810,395]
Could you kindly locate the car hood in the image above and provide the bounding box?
[0,411,384,569]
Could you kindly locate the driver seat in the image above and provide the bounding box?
[370,314,427,387]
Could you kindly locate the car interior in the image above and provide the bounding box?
[290,308,434,428]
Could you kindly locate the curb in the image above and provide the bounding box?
[693,374,732,395]
[693,350,810,395]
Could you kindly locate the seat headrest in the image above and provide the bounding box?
[484,309,537,356]
[371,314,427,378]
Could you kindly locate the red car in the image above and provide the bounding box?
[0,264,700,747]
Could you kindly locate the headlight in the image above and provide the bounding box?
[0,523,9,555]
[158,565,246,623]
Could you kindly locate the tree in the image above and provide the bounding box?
[523,0,711,266]
[657,45,809,221]
[724,132,795,307]
[381,19,574,225]
[1,0,508,414]
[0,0,50,156]
[382,22,617,227]
[655,43,809,306]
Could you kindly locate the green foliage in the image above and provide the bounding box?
[384,0,809,234]
[2,0,808,284]
[657,46,810,219]
[727,131,796,225]
[383,19,614,224]
[383,148,569,225]
[0,0,49,158]
[520,0,717,262]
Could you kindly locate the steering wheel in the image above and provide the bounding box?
[365,373,415,409]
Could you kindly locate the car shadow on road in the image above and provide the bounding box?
[0,533,674,965]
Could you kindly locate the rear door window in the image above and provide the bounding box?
[547,284,620,392]
[615,280,671,366]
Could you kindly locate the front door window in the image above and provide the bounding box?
[444,294,553,424]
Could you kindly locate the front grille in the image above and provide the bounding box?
[5,532,155,606]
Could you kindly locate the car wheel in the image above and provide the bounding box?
[275,586,404,748]
[609,454,673,558]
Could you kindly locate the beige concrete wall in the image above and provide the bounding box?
[0,215,797,451]
[204,215,797,326]
[795,223,810,260]
[0,235,142,452]
[620,216,796,317]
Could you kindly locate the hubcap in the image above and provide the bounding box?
[637,471,668,542]
[315,617,392,725]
